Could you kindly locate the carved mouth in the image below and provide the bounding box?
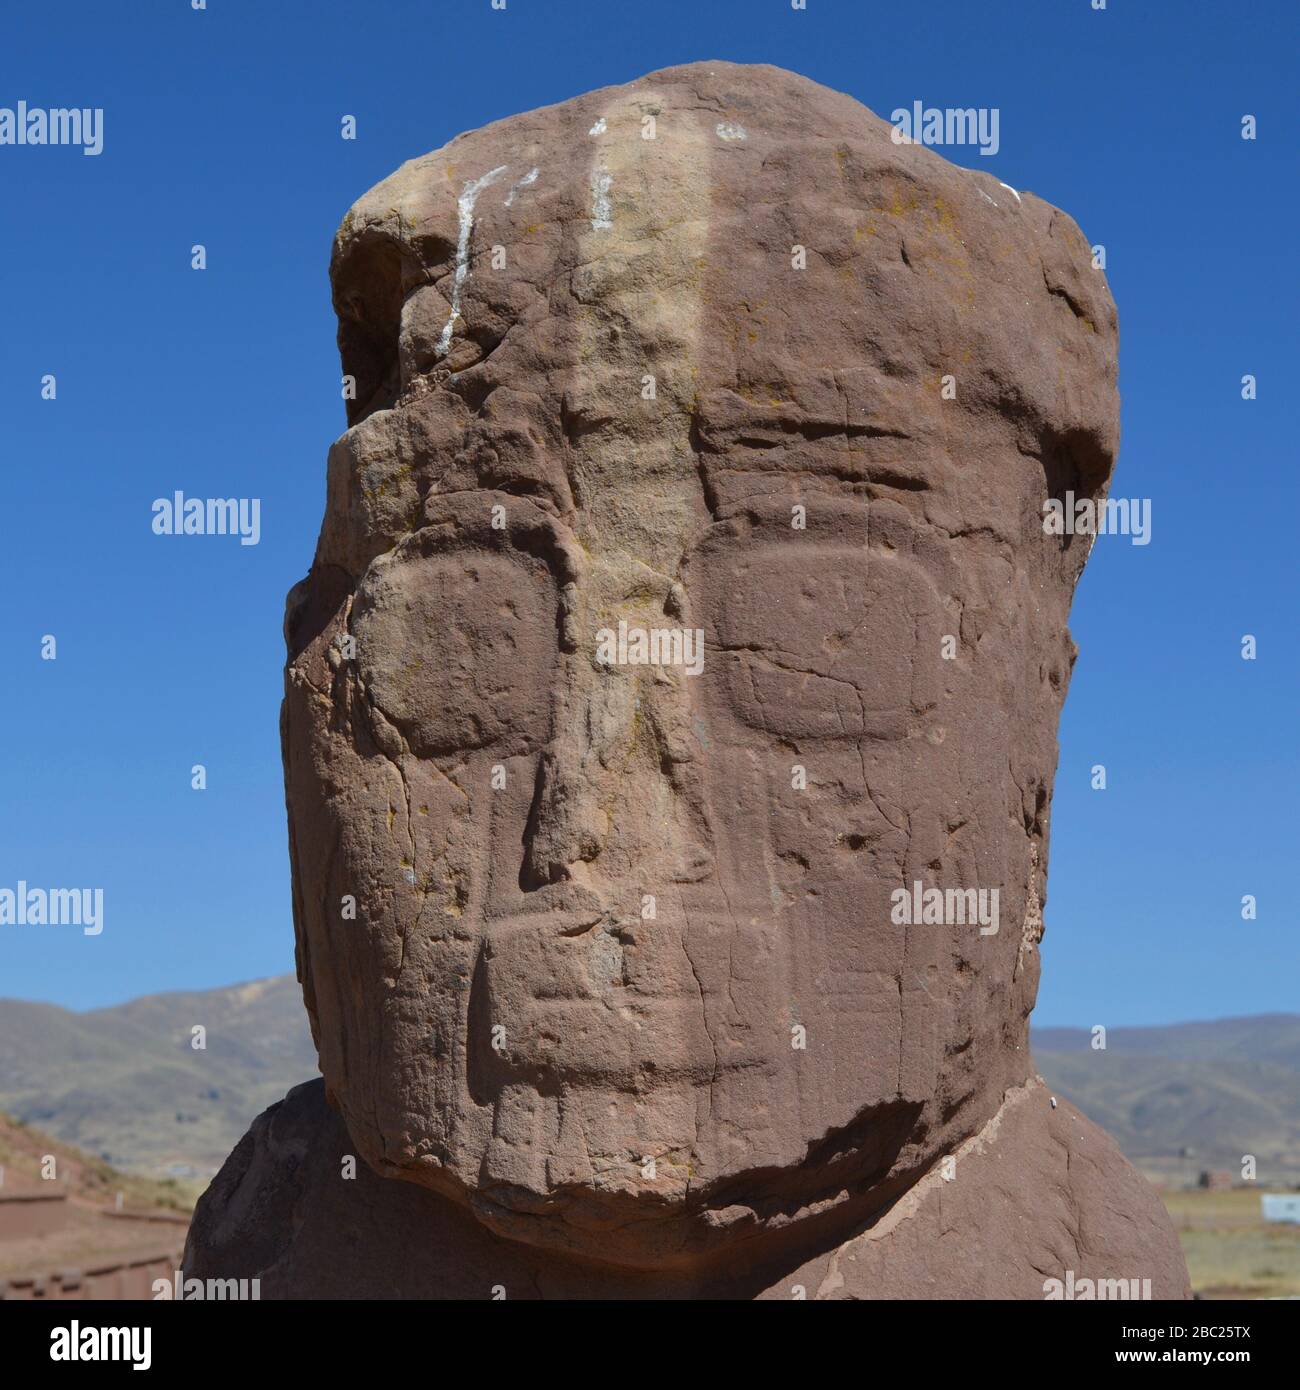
[466,904,784,1092]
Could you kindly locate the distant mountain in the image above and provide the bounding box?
[1,976,1295,1184]
[1032,1016,1300,1183]
[0,977,316,1177]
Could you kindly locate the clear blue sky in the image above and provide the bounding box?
[1,0,1295,1024]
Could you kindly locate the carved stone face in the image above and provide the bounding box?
[282,63,1117,1269]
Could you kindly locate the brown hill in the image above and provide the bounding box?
[0,1112,191,1293]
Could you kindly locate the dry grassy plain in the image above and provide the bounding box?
[1160,1189,1300,1299]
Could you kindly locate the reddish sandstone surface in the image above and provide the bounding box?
[184,61,1189,1298]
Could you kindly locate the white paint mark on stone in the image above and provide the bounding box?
[435,165,508,359]
[998,181,1022,204]
[978,188,998,207]
[715,122,747,142]
[589,118,607,136]
[591,169,613,230]
[504,167,538,208]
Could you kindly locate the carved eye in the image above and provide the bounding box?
[699,545,938,740]
[353,550,558,756]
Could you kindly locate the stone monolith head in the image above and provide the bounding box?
[281,60,1117,1270]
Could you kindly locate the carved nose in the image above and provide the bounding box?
[520,677,716,894]
[520,736,605,890]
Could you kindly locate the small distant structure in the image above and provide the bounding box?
[1197,1169,1233,1191]
[1261,1194,1300,1225]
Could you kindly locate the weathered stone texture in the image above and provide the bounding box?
[187,61,1188,1298]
